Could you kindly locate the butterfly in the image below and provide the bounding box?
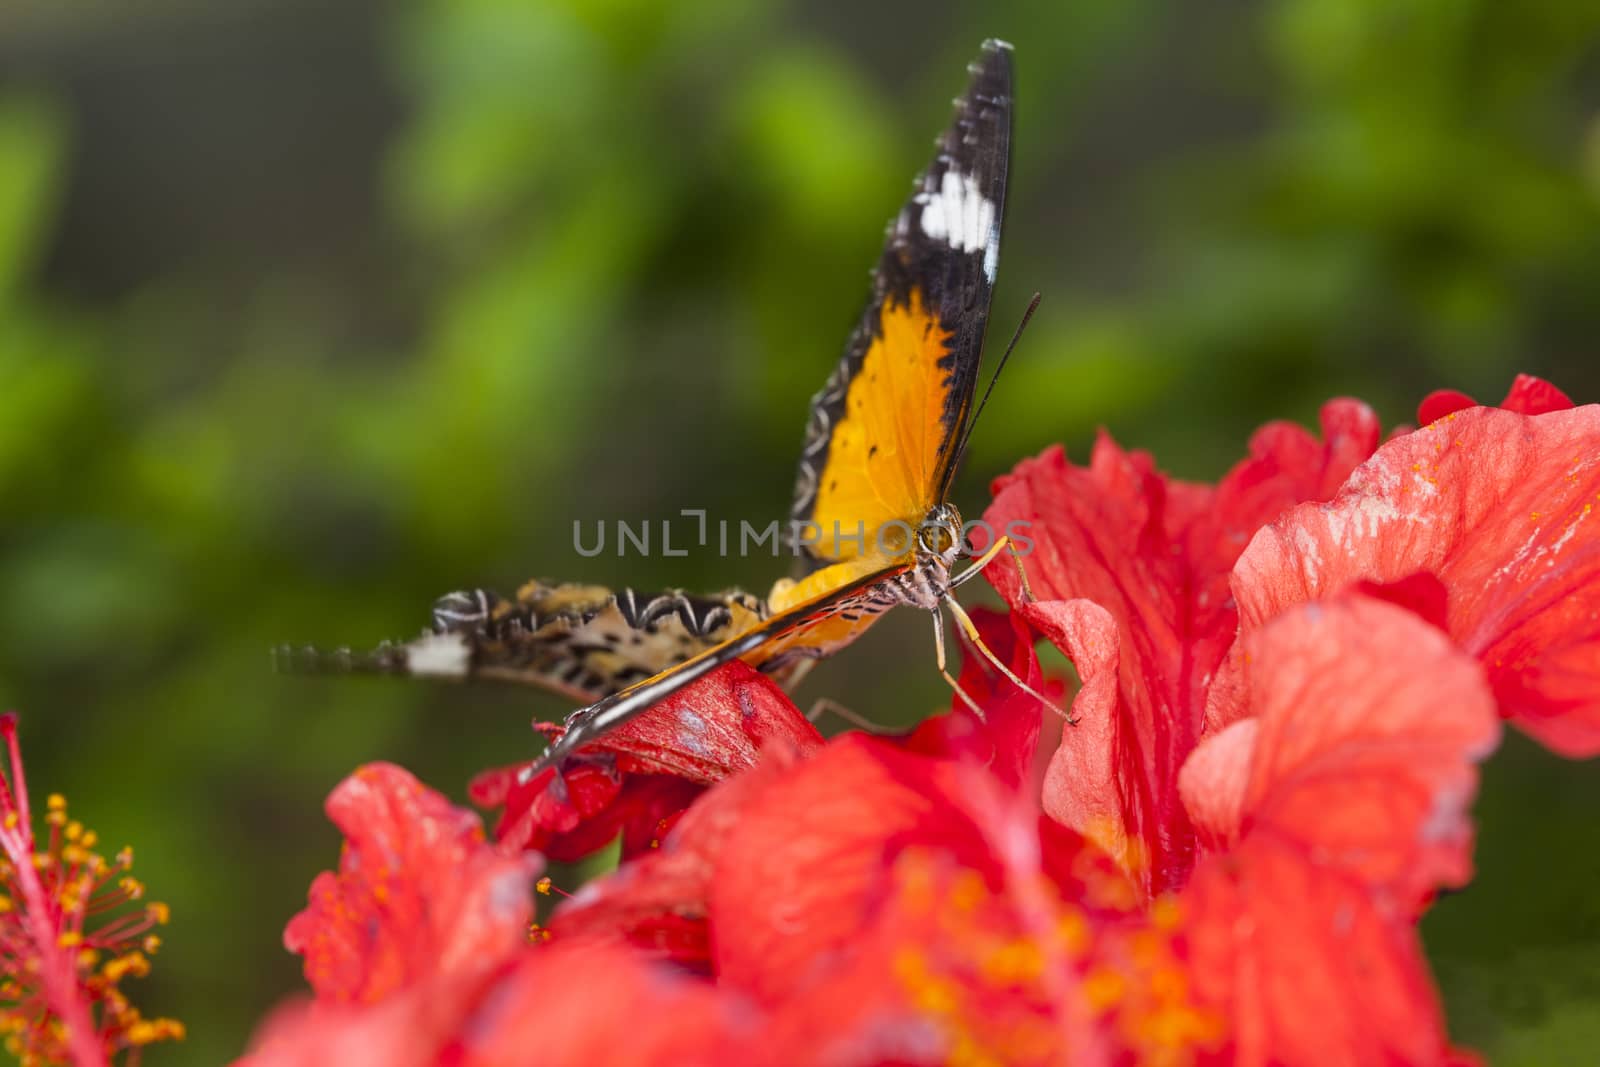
[280,39,1060,770]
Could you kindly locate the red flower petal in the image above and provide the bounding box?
[1179,596,1497,1066]
[1499,374,1575,415]
[592,661,824,783]
[1353,571,1451,631]
[707,737,964,1002]
[1417,389,1478,425]
[453,944,756,1067]
[1236,402,1600,756]
[472,662,820,861]
[283,763,537,1004]
[471,761,701,862]
[236,985,475,1067]
[470,758,624,856]
[1419,373,1575,425]
[986,401,1378,892]
[1188,596,1498,902]
[1420,375,1568,425]
[547,740,811,967]
[1185,838,1456,1067]
[240,944,755,1067]
[1176,718,1254,854]
[1015,600,1131,869]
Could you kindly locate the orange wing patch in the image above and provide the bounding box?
[808,287,956,561]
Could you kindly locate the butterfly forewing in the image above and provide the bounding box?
[791,40,1011,565]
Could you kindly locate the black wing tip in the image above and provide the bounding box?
[970,39,1014,87]
[950,41,1013,151]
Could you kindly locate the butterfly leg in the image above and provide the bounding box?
[1007,540,1037,604]
[942,594,1075,724]
[950,534,1036,603]
[805,698,890,734]
[781,658,817,692]
[933,606,988,721]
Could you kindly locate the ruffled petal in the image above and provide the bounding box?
[985,400,1379,891]
[1180,596,1498,1066]
[283,764,536,1004]
[1236,403,1600,756]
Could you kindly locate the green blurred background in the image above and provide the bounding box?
[1,1,1598,1063]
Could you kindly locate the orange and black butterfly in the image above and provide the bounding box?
[281,40,1058,768]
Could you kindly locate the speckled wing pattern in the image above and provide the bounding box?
[790,39,1011,566]
[276,581,774,704]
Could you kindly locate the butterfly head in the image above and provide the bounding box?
[917,501,967,568]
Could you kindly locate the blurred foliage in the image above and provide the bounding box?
[0,0,1596,1063]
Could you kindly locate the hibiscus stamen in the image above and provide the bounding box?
[534,876,573,901]
[0,713,185,1066]
[887,849,1222,1064]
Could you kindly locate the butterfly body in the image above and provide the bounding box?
[283,40,1022,765]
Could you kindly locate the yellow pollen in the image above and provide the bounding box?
[46,794,65,811]
[980,939,1045,984]
[1149,965,1188,1003]
[126,1019,186,1045]
[1054,910,1090,956]
[104,953,151,982]
[535,877,553,896]
[1083,967,1125,1010]
[56,931,83,949]
[950,870,986,913]
[147,902,170,925]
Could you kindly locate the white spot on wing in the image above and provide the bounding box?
[407,632,471,678]
[917,170,998,281]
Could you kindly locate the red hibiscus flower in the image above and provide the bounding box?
[982,398,1383,893]
[241,374,1592,1066]
[236,763,759,1067]
[982,375,1599,898]
[242,590,1495,1064]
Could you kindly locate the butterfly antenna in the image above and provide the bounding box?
[952,291,1042,471]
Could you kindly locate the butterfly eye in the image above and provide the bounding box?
[918,524,955,556]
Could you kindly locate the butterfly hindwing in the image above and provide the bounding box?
[277,581,773,704]
[791,40,1012,565]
